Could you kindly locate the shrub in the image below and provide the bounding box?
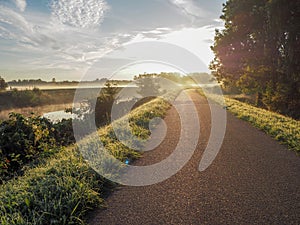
[0,113,57,180]
[0,113,75,181]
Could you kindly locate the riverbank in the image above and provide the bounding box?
[0,89,76,111]
[0,88,76,120]
[0,103,73,120]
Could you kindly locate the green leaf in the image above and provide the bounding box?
[24,198,30,207]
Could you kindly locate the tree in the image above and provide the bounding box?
[76,81,119,127]
[0,76,8,91]
[134,74,163,97]
[210,0,300,118]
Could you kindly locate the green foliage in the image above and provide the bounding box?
[0,113,57,180]
[0,113,75,181]
[211,0,300,118]
[52,119,75,146]
[225,97,300,153]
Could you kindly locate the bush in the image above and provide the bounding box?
[0,113,75,182]
[53,119,75,146]
[0,113,57,180]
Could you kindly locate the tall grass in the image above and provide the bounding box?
[0,103,72,120]
[0,97,171,224]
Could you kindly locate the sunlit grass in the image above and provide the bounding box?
[195,88,299,153]
[225,98,300,153]
[0,97,171,225]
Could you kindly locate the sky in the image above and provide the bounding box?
[0,0,225,81]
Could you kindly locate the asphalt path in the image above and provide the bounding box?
[89,90,300,225]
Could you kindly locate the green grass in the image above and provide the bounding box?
[0,147,104,225]
[225,97,300,153]
[0,97,171,225]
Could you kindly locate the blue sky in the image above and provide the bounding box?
[0,0,225,81]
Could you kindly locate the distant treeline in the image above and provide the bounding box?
[7,78,132,87]
[0,88,76,110]
[8,78,78,86]
[6,73,215,86]
[133,72,214,85]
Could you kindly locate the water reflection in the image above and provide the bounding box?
[43,110,75,122]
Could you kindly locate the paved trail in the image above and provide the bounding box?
[89,90,300,225]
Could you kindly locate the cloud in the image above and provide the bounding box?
[0,6,33,36]
[0,3,117,73]
[0,6,58,49]
[0,0,223,80]
[168,0,212,25]
[141,27,172,39]
[12,0,27,12]
[50,0,109,28]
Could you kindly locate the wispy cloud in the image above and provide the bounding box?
[0,6,58,50]
[0,0,116,74]
[50,0,109,28]
[0,6,32,33]
[168,0,211,24]
[12,0,27,12]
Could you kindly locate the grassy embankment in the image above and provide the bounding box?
[225,97,300,153]
[0,97,170,225]
[195,88,299,153]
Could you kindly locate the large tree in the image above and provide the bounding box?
[210,0,300,118]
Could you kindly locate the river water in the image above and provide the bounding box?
[43,110,75,122]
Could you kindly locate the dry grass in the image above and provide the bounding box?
[0,103,72,120]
